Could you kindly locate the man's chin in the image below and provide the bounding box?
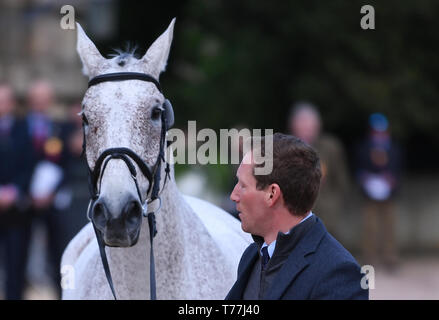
[239,216,249,233]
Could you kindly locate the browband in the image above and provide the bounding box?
[88,72,162,92]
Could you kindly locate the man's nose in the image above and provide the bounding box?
[230,184,239,202]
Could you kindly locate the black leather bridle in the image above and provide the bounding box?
[82,72,173,300]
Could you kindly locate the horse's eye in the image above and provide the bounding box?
[151,106,162,120]
[81,114,90,135]
[82,114,89,126]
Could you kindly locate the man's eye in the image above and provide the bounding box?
[151,107,162,120]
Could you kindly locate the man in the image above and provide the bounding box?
[0,83,33,299]
[226,133,368,299]
[288,101,350,240]
[355,113,402,270]
[25,80,69,298]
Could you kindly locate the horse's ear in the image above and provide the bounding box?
[76,23,106,78]
[141,18,176,79]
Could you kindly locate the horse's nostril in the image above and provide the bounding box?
[92,202,108,229]
[124,200,142,230]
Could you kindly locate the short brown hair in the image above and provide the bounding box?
[252,133,321,216]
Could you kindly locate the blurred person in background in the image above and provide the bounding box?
[0,83,33,299]
[355,113,403,270]
[288,101,350,240]
[25,80,69,298]
[54,102,89,248]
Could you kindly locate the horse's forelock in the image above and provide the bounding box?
[107,47,139,67]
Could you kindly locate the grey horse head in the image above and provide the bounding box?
[77,19,175,247]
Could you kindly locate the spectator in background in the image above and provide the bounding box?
[355,113,402,270]
[288,101,350,240]
[25,80,69,298]
[55,102,89,248]
[0,83,33,299]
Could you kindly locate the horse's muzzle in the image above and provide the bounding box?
[91,195,143,247]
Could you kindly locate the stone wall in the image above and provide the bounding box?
[0,1,99,103]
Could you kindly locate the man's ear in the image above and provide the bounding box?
[266,184,282,207]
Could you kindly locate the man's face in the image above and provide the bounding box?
[289,109,321,144]
[230,152,270,236]
[28,82,54,113]
[0,86,14,117]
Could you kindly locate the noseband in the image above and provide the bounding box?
[82,72,173,300]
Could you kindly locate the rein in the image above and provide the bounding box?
[82,72,172,300]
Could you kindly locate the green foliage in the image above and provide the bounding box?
[113,0,439,173]
[163,0,439,154]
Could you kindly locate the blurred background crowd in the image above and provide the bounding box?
[1,0,439,299]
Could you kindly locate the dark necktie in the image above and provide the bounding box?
[261,246,270,270]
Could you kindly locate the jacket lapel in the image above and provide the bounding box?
[265,218,327,299]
